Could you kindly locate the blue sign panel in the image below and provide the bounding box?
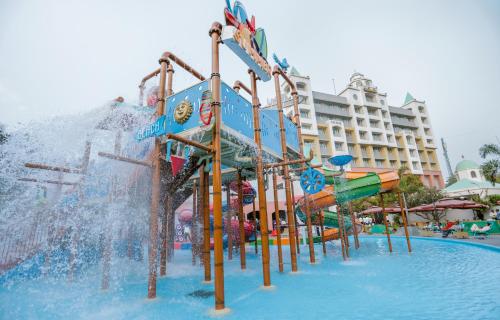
[134,79,300,158]
[221,81,254,140]
[284,116,299,151]
[260,109,282,156]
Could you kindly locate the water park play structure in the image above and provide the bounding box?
[0,1,415,314]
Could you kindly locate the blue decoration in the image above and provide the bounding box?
[300,167,325,194]
[134,79,300,156]
[328,154,353,167]
[165,140,173,162]
[272,53,289,72]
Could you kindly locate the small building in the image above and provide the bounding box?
[444,158,500,198]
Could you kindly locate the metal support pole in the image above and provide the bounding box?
[272,69,298,271]
[340,207,350,258]
[160,195,169,276]
[380,193,393,253]
[398,191,412,253]
[249,70,271,286]
[290,181,300,254]
[252,198,258,254]
[336,205,347,261]
[349,202,360,249]
[272,169,284,272]
[320,211,326,255]
[209,22,225,310]
[236,170,246,270]
[225,185,233,261]
[147,55,168,299]
[200,165,211,282]
[192,180,198,265]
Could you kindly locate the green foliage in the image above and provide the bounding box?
[479,143,500,185]
[485,194,500,206]
[445,175,457,187]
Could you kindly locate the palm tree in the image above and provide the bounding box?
[479,143,500,185]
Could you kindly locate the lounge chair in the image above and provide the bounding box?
[471,224,491,239]
[441,222,456,238]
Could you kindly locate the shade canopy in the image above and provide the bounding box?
[359,206,402,215]
[408,198,486,212]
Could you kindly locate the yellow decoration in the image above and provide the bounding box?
[174,100,193,124]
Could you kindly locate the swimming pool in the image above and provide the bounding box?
[1,237,499,319]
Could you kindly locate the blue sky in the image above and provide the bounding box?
[1,0,499,178]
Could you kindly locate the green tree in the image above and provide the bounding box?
[445,174,457,187]
[411,187,446,224]
[479,143,500,185]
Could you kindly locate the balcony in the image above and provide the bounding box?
[315,104,351,117]
[391,117,418,129]
[373,151,385,160]
[318,132,330,141]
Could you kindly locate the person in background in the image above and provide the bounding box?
[489,210,496,220]
[496,209,500,220]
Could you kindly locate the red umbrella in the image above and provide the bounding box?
[360,206,402,215]
[408,204,445,212]
[409,198,484,212]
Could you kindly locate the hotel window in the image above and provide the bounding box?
[355,106,363,114]
[359,131,367,140]
[375,160,384,167]
[334,142,344,151]
[296,82,307,91]
[320,142,329,153]
[353,94,358,100]
[380,99,385,105]
[302,124,312,130]
[304,140,314,151]
[300,109,310,119]
[471,171,477,178]
[357,118,366,127]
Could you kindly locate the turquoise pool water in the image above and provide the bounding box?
[1,237,499,319]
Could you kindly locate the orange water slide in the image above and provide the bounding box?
[298,170,400,213]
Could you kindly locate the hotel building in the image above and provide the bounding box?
[278,68,444,189]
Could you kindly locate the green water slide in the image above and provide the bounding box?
[294,169,383,230]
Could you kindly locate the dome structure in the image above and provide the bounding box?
[455,158,483,182]
[455,159,479,172]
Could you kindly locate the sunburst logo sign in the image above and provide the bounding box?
[222,0,272,81]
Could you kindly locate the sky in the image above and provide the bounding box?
[1,0,499,179]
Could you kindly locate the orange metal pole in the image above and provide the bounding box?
[209,22,225,310]
[272,169,284,272]
[336,205,347,261]
[139,68,161,106]
[272,69,298,271]
[192,180,197,265]
[380,193,393,253]
[147,55,168,299]
[320,211,326,255]
[236,170,246,270]
[160,195,171,276]
[249,70,271,286]
[290,180,300,254]
[342,208,350,257]
[225,184,233,261]
[398,191,412,253]
[276,67,315,263]
[349,202,360,249]
[252,198,258,254]
[200,164,211,282]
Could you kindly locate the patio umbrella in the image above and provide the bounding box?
[408,204,445,212]
[359,206,402,215]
